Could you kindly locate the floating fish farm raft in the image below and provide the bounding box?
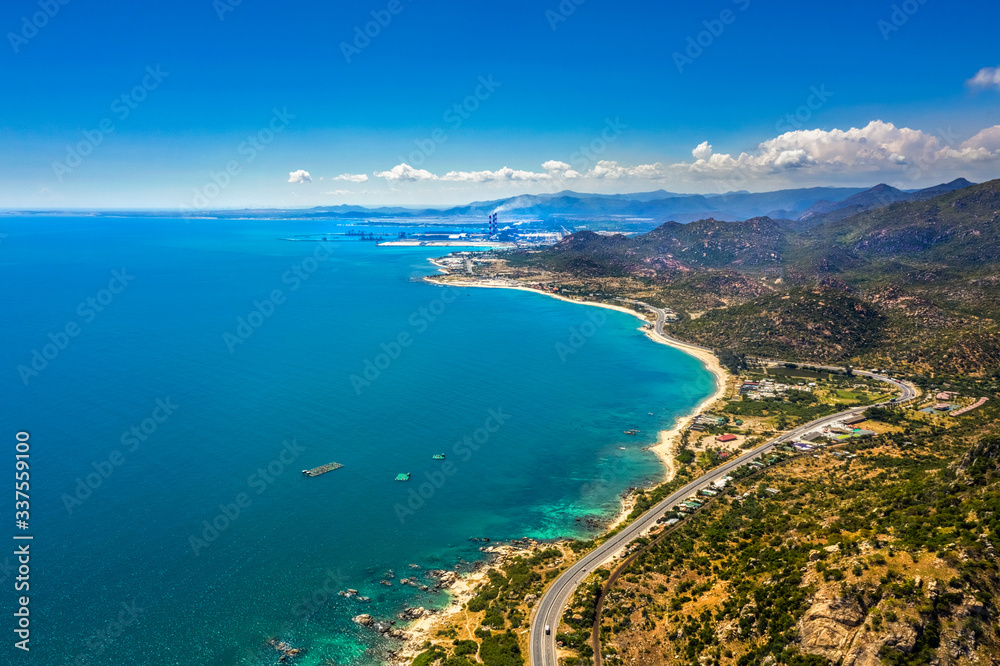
[302,462,345,477]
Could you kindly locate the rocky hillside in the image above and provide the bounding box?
[809,179,1000,268]
[583,399,1000,666]
[494,179,1000,374]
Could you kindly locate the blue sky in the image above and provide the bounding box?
[2,0,999,208]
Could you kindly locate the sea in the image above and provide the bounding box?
[0,216,715,665]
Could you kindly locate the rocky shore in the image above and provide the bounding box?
[355,538,557,666]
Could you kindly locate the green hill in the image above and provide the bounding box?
[481,179,1000,374]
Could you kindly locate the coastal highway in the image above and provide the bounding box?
[528,305,917,666]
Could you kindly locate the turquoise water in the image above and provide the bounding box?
[0,217,715,665]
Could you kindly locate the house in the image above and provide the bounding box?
[716,434,738,443]
[713,476,733,489]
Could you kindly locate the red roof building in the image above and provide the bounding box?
[716,434,738,443]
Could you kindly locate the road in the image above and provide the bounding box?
[528,304,917,666]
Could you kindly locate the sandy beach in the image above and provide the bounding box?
[392,270,731,663]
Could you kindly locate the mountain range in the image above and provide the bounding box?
[43,178,977,230]
[294,179,975,226]
[497,178,1000,374]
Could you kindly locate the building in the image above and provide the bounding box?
[716,434,738,443]
[713,476,733,489]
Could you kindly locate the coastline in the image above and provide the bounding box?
[425,273,729,487]
[389,269,730,664]
[389,542,548,665]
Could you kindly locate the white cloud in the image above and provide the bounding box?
[373,163,439,181]
[542,160,572,171]
[772,149,815,168]
[672,120,1000,182]
[691,141,713,161]
[441,166,550,182]
[359,123,1000,192]
[589,160,667,179]
[967,66,1000,91]
[333,173,369,183]
[288,170,312,184]
[541,160,582,179]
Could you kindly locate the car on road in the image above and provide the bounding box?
[545,625,551,635]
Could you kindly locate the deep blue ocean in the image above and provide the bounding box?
[0,217,714,665]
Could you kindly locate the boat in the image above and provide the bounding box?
[624,429,640,435]
[395,473,411,482]
[432,453,446,460]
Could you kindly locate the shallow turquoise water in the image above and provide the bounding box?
[0,217,715,665]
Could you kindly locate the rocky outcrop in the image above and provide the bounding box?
[797,591,920,666]
[797,590,866,659]
[398,607,427,621]
[353,613,374,627]
[428,569,459,588]
[840,624,919,666]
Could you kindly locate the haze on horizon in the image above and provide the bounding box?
[2,0,999,210]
